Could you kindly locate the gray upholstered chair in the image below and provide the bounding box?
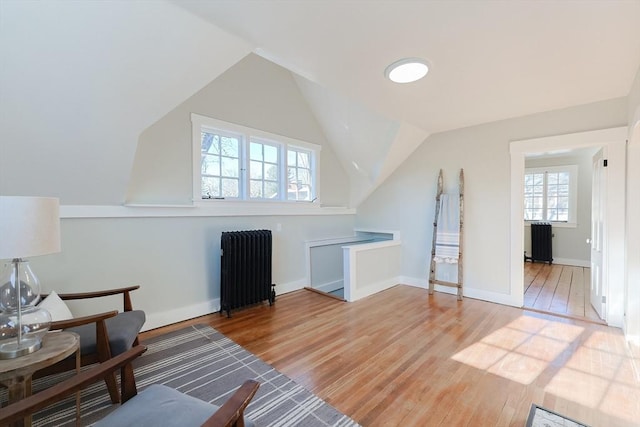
[0,346,260,427]
[34,286,145,403]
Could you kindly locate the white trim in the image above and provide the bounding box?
[524,221,577,229]
[313,279,344,293]
[275,278,307,295]
[399,276,522,307]
[59,204,355,219]
[552,258,590,268]
[142,298,220,332]
[510,126,627,327]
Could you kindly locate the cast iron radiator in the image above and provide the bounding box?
[526,222,553,264]
[220,229,276,317]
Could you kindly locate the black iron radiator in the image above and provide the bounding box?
[220,230,275,317]
[526,223,553,264]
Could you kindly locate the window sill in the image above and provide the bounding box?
[60,202,355,218]
[524,221,577,229]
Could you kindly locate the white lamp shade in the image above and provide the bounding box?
[0,196,61,260]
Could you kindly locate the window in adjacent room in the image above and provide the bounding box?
[524,165,578,224]
[192,114,320,203]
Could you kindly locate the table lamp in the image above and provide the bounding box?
[0,196,60,359]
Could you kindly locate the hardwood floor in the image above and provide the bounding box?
[523,262,602,323]
[140,286,639,426]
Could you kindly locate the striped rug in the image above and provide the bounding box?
[26,325,360,426]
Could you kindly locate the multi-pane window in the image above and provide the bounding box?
[201,130,240,199]
[249,140,279,199]
[524,166,577,223]
[287,148,312,201]
[192,114,319,203]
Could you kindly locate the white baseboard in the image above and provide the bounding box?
[399,276,521,308]
[551,258,590,267]
[314,279,344,293]
[142,278,308,331]
[276,278,307,295]
[143,298,220,332]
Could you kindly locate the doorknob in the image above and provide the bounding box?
[586,238,591,244]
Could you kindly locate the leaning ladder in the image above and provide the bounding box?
[428,169,464,300]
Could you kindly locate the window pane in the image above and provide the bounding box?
[298,169,311,185]
[547,173,558,184]
[288,167,297,183]
[548,210,557,221]
[264,145,278,163]
[221,178,239,197]
[524,174,534,186]
[533,174,543,185]
[220,137,239,157]
[250,180,262,198]
[558,172,569,184]
[250,142,263,161]
[558,197,568,209]
[287,150,296,165]
[558,185,569,196]
[201,133,220,154]
[557,209,568,221]
[201,155,220,175]
[264,163,278,181]
[201,177,220,198]
[264,182,278,199]
[250,160,263,179]
[221,157,239,177]
[297,152,310,168]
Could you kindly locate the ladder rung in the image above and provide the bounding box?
[429,279,461,288]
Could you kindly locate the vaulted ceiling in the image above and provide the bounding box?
[175,0,640,205]
[2,1,639,207]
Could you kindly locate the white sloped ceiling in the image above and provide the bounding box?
[0,0,250,204]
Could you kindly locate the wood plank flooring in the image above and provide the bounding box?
[140,286,639,426]
[524,262,602,323]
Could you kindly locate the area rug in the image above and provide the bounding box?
[526,404,589,427]
[28,324,360,426]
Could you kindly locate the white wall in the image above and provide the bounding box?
[356,98,627,303]
[29,214,355,331]
[0,0,250,204]
[524,148,596,265]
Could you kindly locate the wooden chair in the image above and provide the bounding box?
[34,286,146,404]
[0,346,260,427]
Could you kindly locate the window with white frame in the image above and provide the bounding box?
[192,114,320,202]
[524,165,578,224]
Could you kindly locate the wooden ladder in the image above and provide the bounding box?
[428,169,464,300]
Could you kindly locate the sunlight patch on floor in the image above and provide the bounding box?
[451,313,640,424]
[452,315,580,385]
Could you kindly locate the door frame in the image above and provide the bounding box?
[509,127,627,327]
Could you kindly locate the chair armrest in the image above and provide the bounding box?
[50,311,118,330]
[0,346,147,426]
[55,285,140,312]
[56,285,140,300]
[201,379,260,427]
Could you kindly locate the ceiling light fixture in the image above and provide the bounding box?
[385,58,429,83]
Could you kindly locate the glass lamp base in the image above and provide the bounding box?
[0,337,42,359]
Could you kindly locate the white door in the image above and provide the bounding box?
[590,148,606,319]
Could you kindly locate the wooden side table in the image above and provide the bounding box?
[0,331,80,427]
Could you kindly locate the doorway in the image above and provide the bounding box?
[509,127,627,327]
[521,147,604,323]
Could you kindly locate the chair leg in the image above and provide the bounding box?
[104,373,120,404]
[120,363,138,403]
[96,320,120,404]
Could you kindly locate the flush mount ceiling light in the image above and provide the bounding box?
[385,58,429,83]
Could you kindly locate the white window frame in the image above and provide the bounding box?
[524,165,578,227]
[192,113,321,204]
